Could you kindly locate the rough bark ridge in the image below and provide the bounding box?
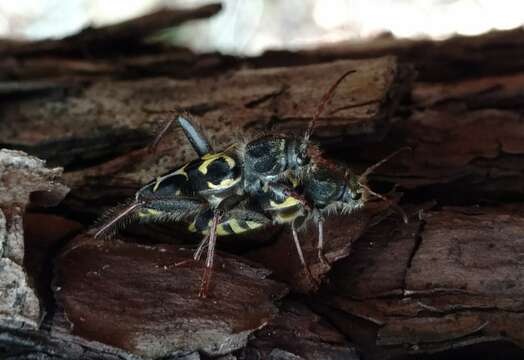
[1,4,524,360]
[0,150,68,329]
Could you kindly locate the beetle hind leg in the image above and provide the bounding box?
[173,234,209,267]
[193,233,210,261]
[149,111,213,157]
[199,211,221,298]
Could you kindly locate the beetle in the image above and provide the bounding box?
[94,70,407,296]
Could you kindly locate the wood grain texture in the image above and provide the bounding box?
[319,206,524,358]
[54,236,287,358]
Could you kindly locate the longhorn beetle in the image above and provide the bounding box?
[95,70,408,297]
[170,114,407,276]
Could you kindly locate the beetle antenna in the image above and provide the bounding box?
[357,147,411,224]
[304,69,356,143]
[358,146,411,184]
[359,182,408,224]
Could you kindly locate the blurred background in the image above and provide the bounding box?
[1,0,524,55]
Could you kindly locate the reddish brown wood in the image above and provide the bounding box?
[54,235,287,358]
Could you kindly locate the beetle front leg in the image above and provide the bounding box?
[291,220,318,286]
[317,218,330,267]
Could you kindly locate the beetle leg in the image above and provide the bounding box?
[199,211,221,298]
[172,233,210,268]
[94,201,145,239]
[149,112,213,156]
[317,218,330,267]
[291,220,317,285]
[94,195,205,239]
[177,113,213,156]
[197,198,253,297]
[193,233,210,261]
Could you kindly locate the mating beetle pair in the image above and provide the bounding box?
[94,70,407,297]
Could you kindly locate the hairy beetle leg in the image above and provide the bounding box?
[199,211,221,298]
[170,236,210,268]
[317,219,330,268]
[291,221,318,286]
[149,111,214,156]
[193,233,210,261]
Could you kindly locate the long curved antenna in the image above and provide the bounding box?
[358,146,411,183]
[304,69,357,143]
[359,183,408,224]
[357,146,412,224]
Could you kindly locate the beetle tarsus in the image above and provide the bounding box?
[317,219,330,268]
[198,211,220,298]
[291,220,319,286]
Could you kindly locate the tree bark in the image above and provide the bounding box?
[1,5,524,360]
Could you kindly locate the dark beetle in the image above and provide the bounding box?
[94,70,407,297]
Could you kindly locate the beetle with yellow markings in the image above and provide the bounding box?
[94,70,408,298]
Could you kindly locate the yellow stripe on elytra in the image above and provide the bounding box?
[228,219,246,234]
[193,218,264,235]
[207,177,240,190]
[172,164,189,179]
[153,177,162,192]
[138,208,162,218]
[269,196,301,210]
[198,152,236,175]
[217,224,230,236]
[246,221,263,230]
[274,211,301,223]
